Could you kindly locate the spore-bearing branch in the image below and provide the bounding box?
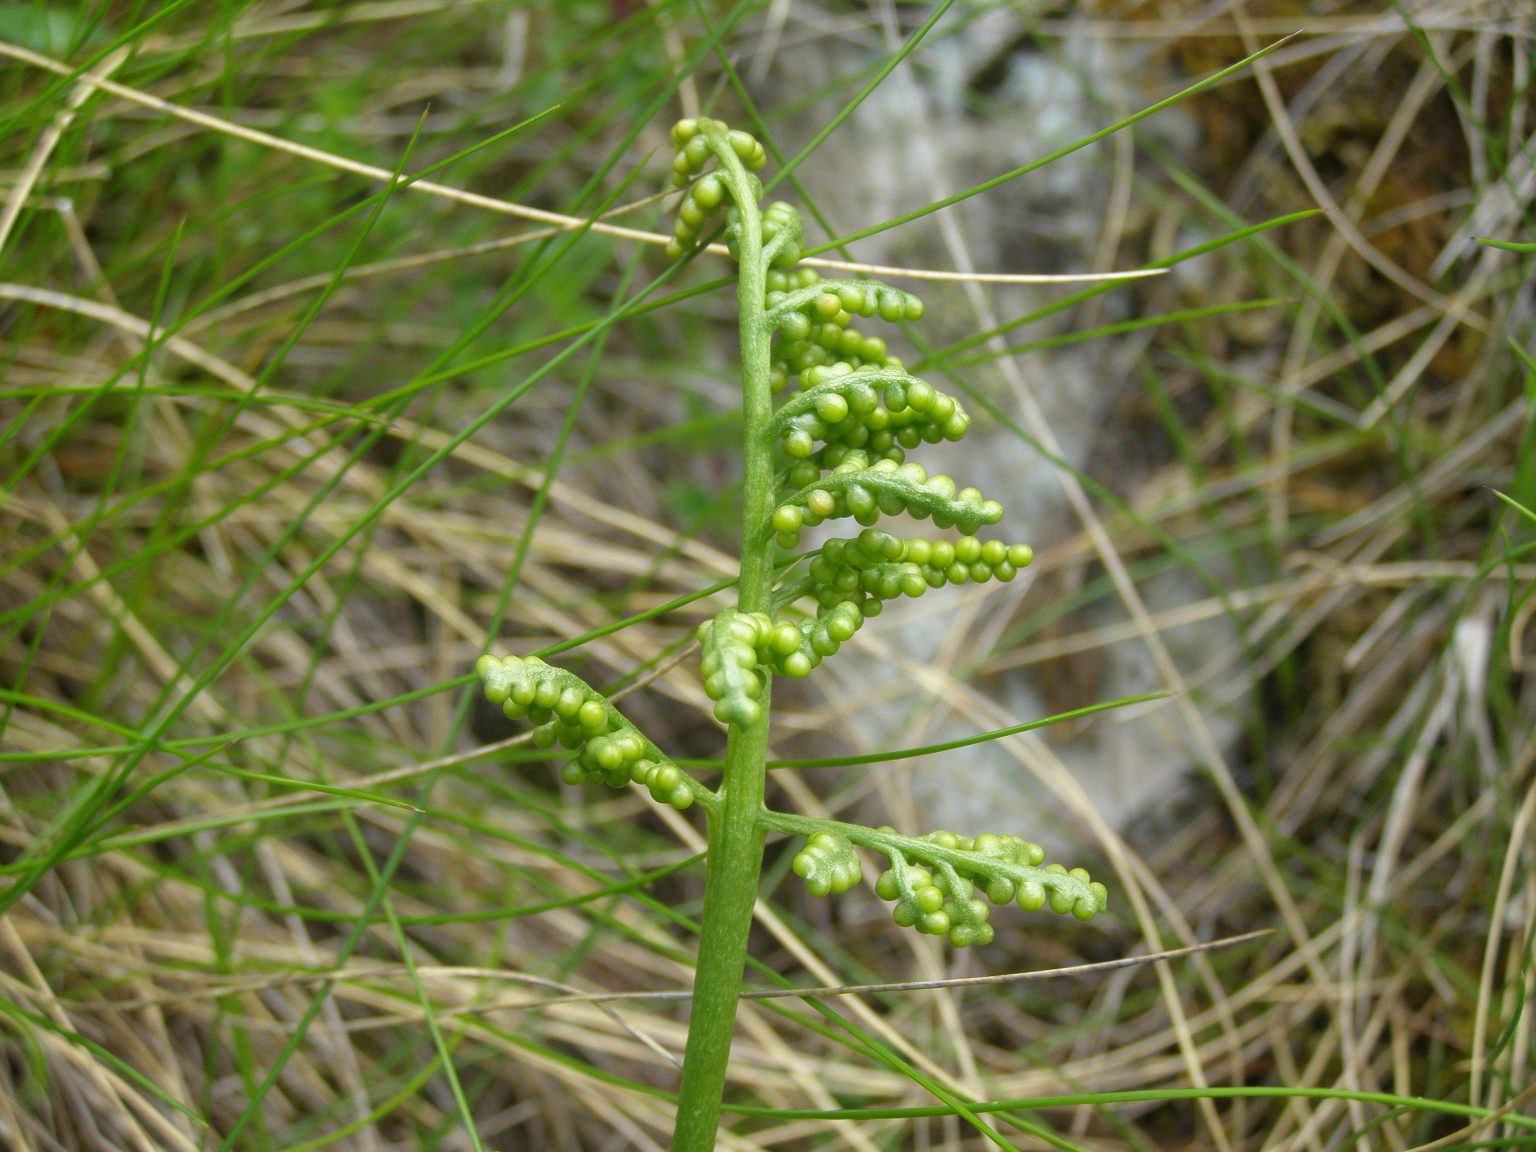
[770,365,972,469]
[477,654,711,812]
[770,453,1005,547]
[768,813,1110,948]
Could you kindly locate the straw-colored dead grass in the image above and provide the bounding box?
[0,3,1531,1149]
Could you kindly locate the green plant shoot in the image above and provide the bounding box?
[476,117,1109,1152]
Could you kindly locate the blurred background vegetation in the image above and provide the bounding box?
[0,2,1532,1149]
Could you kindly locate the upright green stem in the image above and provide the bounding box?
[475,115,1112,1150]
[670,139,778,1152]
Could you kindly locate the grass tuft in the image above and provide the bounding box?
[0,2,1531,1148]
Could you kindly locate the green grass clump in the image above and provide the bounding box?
[1,3,1531,1149]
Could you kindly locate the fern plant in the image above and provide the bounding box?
[476,117,1109,1152]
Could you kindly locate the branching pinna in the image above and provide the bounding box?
[477,117,1108,1152]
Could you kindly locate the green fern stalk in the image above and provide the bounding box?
[476,118,1109,1152]
[669,119,778,1152]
